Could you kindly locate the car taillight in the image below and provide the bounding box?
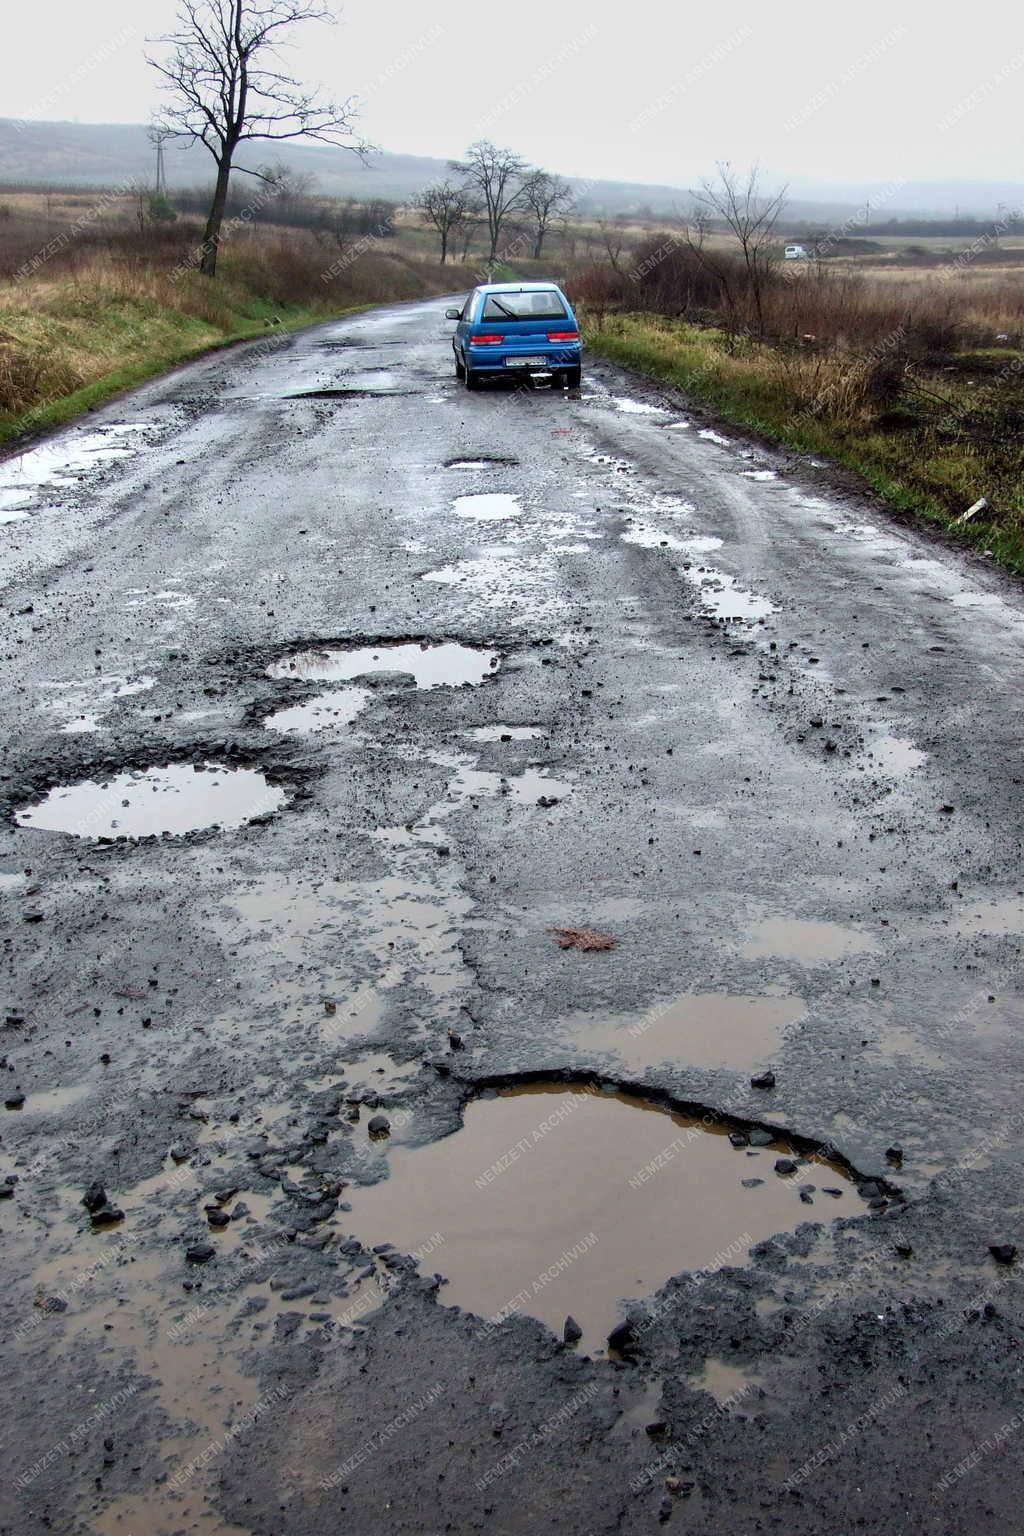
[546,331,579,342]
[472,334,504,344]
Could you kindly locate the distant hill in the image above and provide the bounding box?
[1,119,1021,224]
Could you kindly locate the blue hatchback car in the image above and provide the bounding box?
[445,282,582,390]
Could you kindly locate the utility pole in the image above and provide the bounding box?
[149,127,170,196]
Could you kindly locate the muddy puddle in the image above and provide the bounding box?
[567,993,805,1073]
[11,1169,366,1536]
[0,423,155,517]
[16,764,287,839]
[949,895,1024,938]
[681,563,775,623]
[698,428,732,446]
[466,725,544,742]
[866,735,927,775]
[41,673,155,735]
[739,918,878,965]
[264,686,370,736]
[343,1082,868,1353]
[622,522,722,556]
[691,1357,764,1406]
[610,397,667,415]
[267,641,499,689]
[453,493,521,521]
[12,1082,94,1114]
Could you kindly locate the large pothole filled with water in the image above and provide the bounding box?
[14,763,287,839]
[266,641,499,689]
[344,1081,874,1353]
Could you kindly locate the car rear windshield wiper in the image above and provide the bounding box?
[488,298,521,319]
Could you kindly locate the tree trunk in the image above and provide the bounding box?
[533,230,543,259]
[439,229,448,264]
[200,157,233,277]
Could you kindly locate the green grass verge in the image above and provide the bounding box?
[585,314,1024,577]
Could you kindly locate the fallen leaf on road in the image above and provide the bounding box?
[550,926,617,951]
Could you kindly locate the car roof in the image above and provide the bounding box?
[475,281,565,293]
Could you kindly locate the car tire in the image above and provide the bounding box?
[455,350,465,380]
[563,367,582,389]
[465,365,482,391]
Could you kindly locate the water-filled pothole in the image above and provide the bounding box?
[867,735,927,776]
[343,1081,870,1353]
[467,725,544,742]
[265,686,370,736]
[622,523,722,556]
[682,565,775,623]
[15,764,287,839]
[739,918,878,964]
[453,493,521,521]
[610,397,667,415]
[266,642,499,689]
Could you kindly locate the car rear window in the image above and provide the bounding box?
[481,290,567,321]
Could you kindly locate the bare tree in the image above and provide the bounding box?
[418,180,475,264]
[692,162,787,336]
[148,0,367,276]
[522,170,574,260]
[262,158,318,222]
[597,218,627,274]
[449,140,530,266]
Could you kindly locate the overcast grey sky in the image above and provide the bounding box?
[3,0,1021,189]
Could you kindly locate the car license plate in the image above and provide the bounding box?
[506,356,546,367]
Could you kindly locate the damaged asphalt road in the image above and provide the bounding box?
[1,296,1023,1535]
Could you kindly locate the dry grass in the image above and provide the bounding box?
[0,213,473,430]
[584,310,1024,573]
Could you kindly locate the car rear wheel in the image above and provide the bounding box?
[455,350,465,380]
[465,365,483,391]
[563,367,582,389]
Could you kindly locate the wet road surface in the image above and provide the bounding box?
[2,297,1023,1534]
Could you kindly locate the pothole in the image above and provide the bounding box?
[445,457,518,469]
[14,763,287,839]
[0,423,156,515]
[343,1080,873,1353]
[453,493,521,521]
[566,994,805,1073]
[681,563,775,623]
[467,725,545,742]
[867,735,927,775]
[738,919,878,964]
[264,686,370,736]
[622,522,722,556]
[267,641,499,689]
[288,387,416,400]
[691,1357,764,1406]
[610,397,667,415]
